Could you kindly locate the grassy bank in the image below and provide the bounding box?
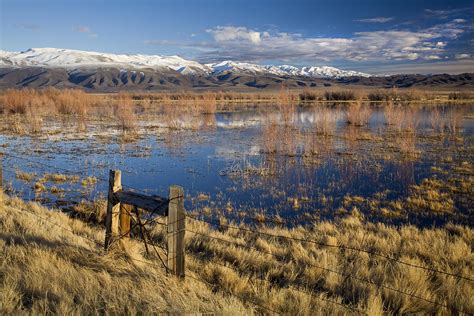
[1,191,472,314]
[0,191,246,314]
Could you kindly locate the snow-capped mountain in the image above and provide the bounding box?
[205,61,370,78]
[0,48,210,75]
[0,48,370,79]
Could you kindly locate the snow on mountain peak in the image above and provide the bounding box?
[0,48,371,78]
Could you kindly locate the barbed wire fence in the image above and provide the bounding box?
[0,151,471,314]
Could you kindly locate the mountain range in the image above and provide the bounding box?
[0,48,472,91]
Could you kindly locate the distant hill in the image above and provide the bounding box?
[0,48,472,91]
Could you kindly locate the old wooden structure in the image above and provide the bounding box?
[105,170,185,277]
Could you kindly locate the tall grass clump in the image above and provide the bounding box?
[445,107,464,133]
[368,88,426,103]
[324,90,356,101]
[345,101,371,126]
[261,120,279,154]
[162,103,182,130]
[448,92,473,100]
[278,86,297,125]
[114,92,137,133]
[384,103,407,131]
[314,106,338,136]
[430,106,445,133]
[195,91,217,114]
[0,89,30,114]
[299,90,320,101]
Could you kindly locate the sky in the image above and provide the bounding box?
[1,0,473,74]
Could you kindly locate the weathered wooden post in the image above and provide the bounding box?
[119,204,132,239]
[105,170,122,249]
[0,154,3,190]
[167,185,185,277]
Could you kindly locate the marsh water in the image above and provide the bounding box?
[1,104,473,227]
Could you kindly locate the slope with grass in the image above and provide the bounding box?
[1,190,473,314]
[0,191,247,314]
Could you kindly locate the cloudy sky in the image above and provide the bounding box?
[1,0,473,74]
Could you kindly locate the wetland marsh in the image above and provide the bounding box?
[1,90,472,228]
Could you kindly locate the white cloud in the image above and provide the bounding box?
[425,55,442,60]
[207,26,262,44]
[455,53,471,59]
[195,20,466,63]
[356,17,394,23]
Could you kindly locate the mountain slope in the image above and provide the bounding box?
[0,48,473,91]
[0,48,369,79]
[0,48,211,75]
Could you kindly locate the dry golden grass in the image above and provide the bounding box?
[171,212,473,315]
[0,191,248,314]
[277,86,297,125]
[0,88,470,137]
[345,101,372,126]
[15,170,36,182]
[262,120,279,154]
[193,91,218,114]
[1,190,472,314]
[324,90,357,101]
[113,92,137,132]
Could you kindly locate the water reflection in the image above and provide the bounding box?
[1,104,472,227]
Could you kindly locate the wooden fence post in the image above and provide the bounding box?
[167,185,185,277]
[105,170,122,250]
[120,204,132,239]
[0,154,3,191]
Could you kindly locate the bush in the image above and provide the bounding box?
[299,90,318,101]
[449,92,473,100]
[324,90,356,101]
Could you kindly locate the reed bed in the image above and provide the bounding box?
[114,92,137,133]
[277,87,297,126]
[345,101,372,126]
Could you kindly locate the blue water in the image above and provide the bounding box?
[1,105,473,227]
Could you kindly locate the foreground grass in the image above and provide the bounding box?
[0,191,247,314]
[180,216,473,315]
[1,191,473,314]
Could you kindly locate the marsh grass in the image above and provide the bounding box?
[448,91,474,100]
[194,92,218,114]
[314,105,338,136]
[114,93,137,133]
[162,103,182,130]
[368,88,428,103]
[395,131,419,157]
[445,107,464,133]
[324,90,357,101]
[345,101,371,126]
[262,120,279,154]
[385,105,421,133]
[278,86,297,126]
[40,173,80,183]
[15,171,36,182]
